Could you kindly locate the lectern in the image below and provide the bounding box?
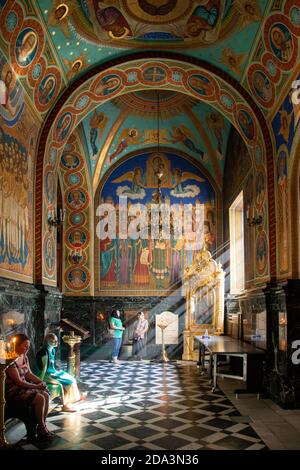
[60,318,90,379]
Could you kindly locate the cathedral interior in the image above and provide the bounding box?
[1,0,300,452]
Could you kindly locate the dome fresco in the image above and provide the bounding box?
[0,0,300,294]
[37,0,269,81]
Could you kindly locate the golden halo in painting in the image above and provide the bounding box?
[123,0,194,24]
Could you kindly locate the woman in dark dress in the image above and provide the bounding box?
[5,333,54,442]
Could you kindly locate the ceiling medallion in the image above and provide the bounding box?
[123,0,194,24]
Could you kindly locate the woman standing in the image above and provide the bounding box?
[132,312,148,361]
[110,309,125,365]
[5,333,53,442]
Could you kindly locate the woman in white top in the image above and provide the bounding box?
[132,312,148,360]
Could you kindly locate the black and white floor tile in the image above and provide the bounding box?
[16,361,267,450]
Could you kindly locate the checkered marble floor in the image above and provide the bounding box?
[19,360,267,450]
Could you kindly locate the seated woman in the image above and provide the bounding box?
[5,333,54,442]
[35,333,80,412]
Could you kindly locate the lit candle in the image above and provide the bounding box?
[6,342,10,359]
[0,338,5,364]
[12,337,16,355]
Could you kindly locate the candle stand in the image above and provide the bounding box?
[62,331,81,377]
[158,321,169,363]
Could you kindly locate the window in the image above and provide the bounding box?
[229,191,245,293]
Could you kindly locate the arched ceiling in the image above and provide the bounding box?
[77,90,232,183]
[37,0,269,82]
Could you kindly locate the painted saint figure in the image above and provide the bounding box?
[39,76,56,105]
[270,25,293,62]
[170,237,184,285]
[185,1,220,39]
[206,112,224,158]
[118,238,131,285]
[89,110,106,156]
[16,30,38,66]
[277,151,288,273]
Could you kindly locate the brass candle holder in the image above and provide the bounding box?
[62,331,81,377]
[157,319,169,363]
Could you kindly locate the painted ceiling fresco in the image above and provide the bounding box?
[37,0,269,82]
[79,90,232,183]
[0,0,299,128]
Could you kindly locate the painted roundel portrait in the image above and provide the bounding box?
[66,267,89,291]
[56,112,73,142]
[61,152,81,170]
[94,74,122,96]
[15,28,38,67]
[187,74,214,98]
[251,70,273,104]
[269,23,294,63]
[44,236,55,274]
[66,228,88,249]
[256,232,268,275]
[38,74,56,106]
[237,109,255,142]
[66,189,87,210]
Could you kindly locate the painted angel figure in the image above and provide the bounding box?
[170,168,204,196]
[89,110,107,156]
[234,0,262,31]
[169,126,205,159]
[112,167,146,198]
[48,1,77,37]
[109,128,142,162]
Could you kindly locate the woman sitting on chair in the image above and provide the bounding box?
[35,333,80,412]
[5,333,54,442]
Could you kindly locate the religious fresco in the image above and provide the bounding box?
[223,127,252,204]
[15,27,39,68]
[256,230,268,275]
[38,56,269,288]
[32,0,269,84]
[223,126,269,286]
[1,0,297,126]
[42,58,265,172]
[0,1,62,116]
[79,91,232,181]
[276,145,289,274]
[39,0,267,50]
[0,86,40,282]
[245,0,300,114]
[95,151,217,295]
[271,71,300,277]
[58,132,92,295]
[0,50,25,125]
[0,17,41,283]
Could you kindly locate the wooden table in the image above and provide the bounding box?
[195,335,265,396]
